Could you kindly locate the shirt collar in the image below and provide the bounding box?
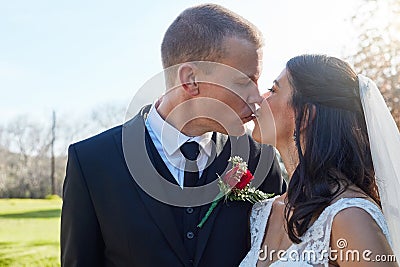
[145,103,213,156]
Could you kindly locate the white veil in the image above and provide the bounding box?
[358,74,400,259]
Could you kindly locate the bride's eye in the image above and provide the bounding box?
[268,87,276,93]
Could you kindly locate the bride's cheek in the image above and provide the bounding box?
[259,106,273,127]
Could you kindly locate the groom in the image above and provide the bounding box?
[61,4,285,267]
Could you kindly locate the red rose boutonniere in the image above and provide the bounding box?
[197,156,273,228]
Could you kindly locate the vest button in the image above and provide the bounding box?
[186,207,194,214]
[186,231,195,239]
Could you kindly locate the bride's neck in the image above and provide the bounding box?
[277,141,299,180]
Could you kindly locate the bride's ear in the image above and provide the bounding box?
[300,103,316,132]
[178,63,199,96]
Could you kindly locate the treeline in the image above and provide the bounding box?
[0,103,126,198]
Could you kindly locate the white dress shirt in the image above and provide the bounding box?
[144,104,213,188]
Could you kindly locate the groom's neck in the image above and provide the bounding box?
[156,98,206,137]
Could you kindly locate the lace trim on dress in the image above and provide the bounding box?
[240,196,279,266]
[240,197,391,267]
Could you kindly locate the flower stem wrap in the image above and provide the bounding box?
[197,191,224,228]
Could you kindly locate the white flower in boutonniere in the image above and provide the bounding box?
[197,156,274,228]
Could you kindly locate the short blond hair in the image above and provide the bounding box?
[161,4,263,69]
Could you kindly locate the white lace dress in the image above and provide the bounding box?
[239,196,392,267]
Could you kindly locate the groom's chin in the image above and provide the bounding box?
[217,124,246,137]
[203,117,246,136]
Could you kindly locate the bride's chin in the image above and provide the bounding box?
[252,128,262,143]
[252,125,275,145]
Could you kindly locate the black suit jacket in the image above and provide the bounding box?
[61,105,285,267]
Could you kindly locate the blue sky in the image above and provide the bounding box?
[0,0,360,124]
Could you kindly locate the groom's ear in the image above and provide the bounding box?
[179,63,199,96]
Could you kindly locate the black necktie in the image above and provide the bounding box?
[180,142,200,187]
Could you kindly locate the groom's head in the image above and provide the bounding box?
[159,4,264,136]
[161,4,263,70]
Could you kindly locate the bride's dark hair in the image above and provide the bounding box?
[285,54,380,243]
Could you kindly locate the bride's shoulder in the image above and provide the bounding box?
[329,198,393,260]
[330,197,382,228]
[327,187,382,218]
[327,195,384,232]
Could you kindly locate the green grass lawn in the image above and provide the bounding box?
[0,198,62,267]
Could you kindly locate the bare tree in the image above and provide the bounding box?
[91,102,126,131]
[2,116,51,197]
[7,116,51,156]
[347,0,400,128]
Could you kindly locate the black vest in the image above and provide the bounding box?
[145,129,222,262]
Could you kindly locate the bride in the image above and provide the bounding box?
[240,54,399,266]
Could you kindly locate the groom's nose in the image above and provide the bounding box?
[246,85,263,105]
[248,93,263,105]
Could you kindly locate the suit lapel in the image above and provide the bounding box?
[113,106,190,266]
[194,133,231,266]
